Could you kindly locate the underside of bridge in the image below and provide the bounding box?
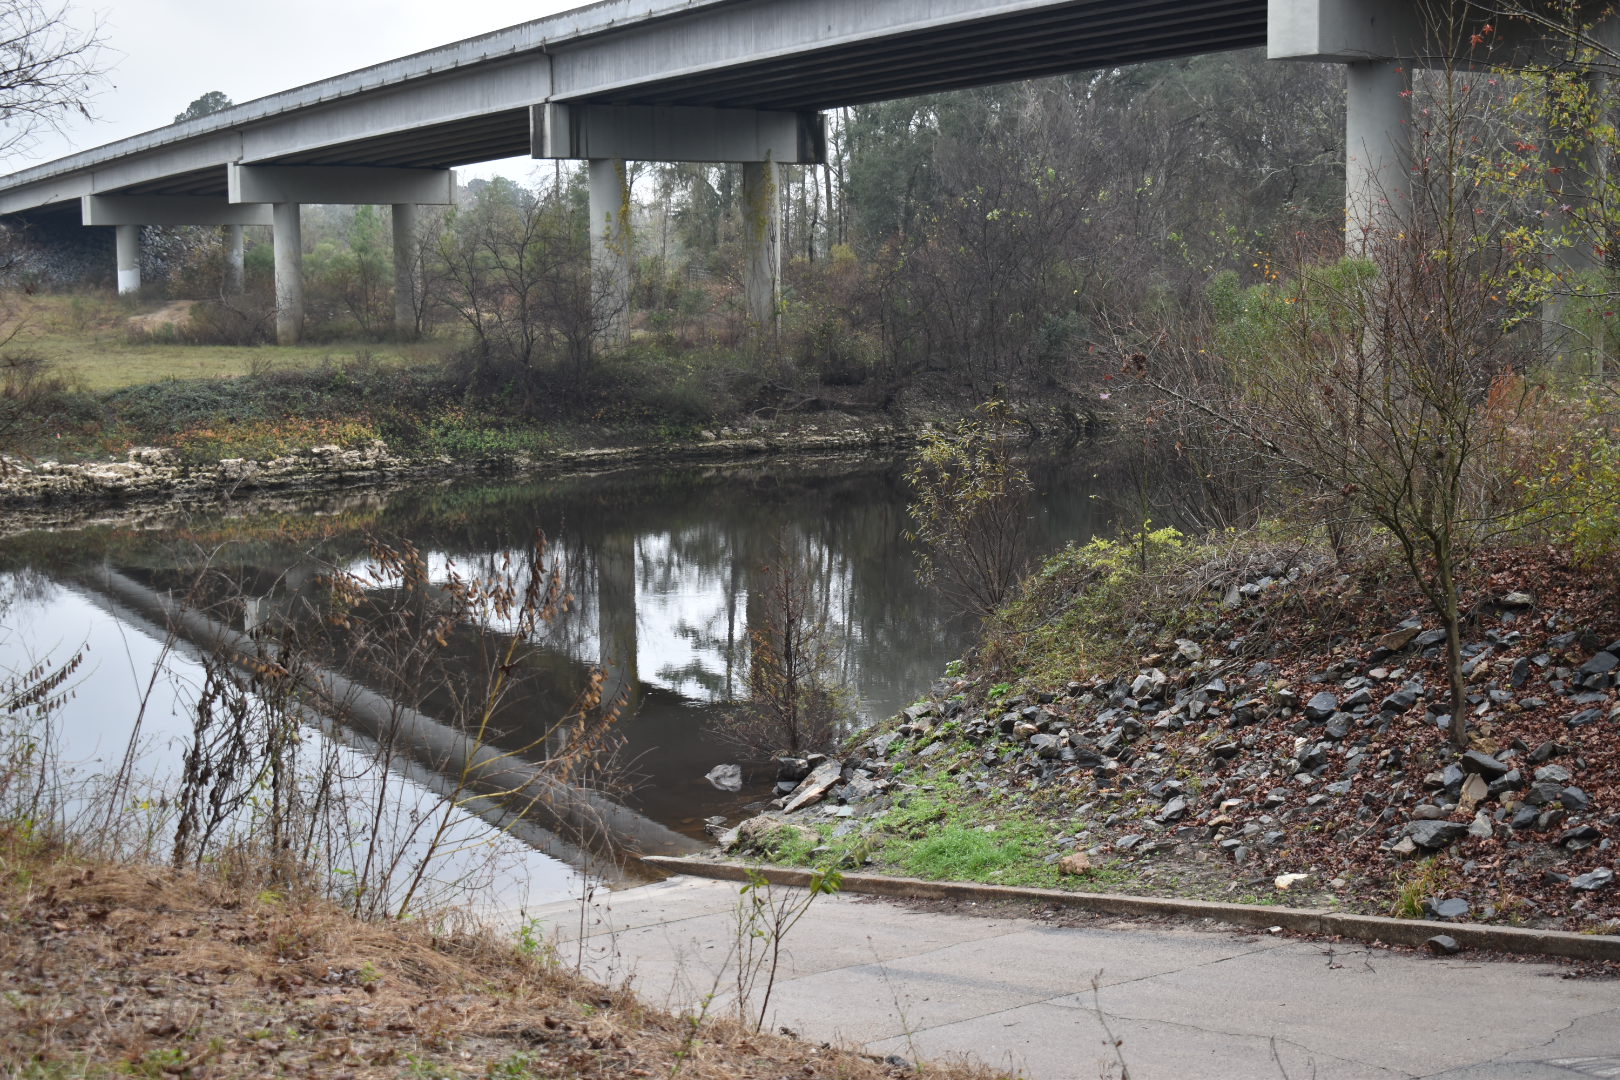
[0,0,1600,342]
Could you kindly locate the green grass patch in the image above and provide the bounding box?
[890,825,1030,880]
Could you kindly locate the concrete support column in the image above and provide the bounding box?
[115,224,140,295]
[392,202,419,340]
[1543,69,1610,371]
[1344,60,1412,255]
[223,224,244,295]
[272,202,303,346]
[588,158,632,347]
[742,159,781,333]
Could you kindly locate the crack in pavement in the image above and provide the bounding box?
[1080,1006,1422,1079]
[810,939,1296,1042]
[1414,1008,1620,1079]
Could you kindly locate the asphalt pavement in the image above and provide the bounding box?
[519,875,1620,1080]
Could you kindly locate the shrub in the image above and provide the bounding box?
[1512,392,1620,570]
[905,399,1032,620]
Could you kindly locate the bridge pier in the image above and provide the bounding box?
[742,160,781,335]
[224,224,245,295]
[1343,60,1412,255]
[536,103,824,349]
[84,197,273,299]
[392,202,419,340]
[114,225,140,295]
[272,202,304,346]
[228,165,456,347]
[588,158,633,347]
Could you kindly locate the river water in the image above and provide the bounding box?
[0,453,1120,908]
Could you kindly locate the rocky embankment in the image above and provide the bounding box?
[0,420,914,518]
[718,560,1619,933]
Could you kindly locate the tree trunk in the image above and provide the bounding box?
[1437,548,1469,749]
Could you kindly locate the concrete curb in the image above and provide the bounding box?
[640,856,1620,964]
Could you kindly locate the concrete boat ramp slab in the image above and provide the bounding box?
[519,875,1620,1080]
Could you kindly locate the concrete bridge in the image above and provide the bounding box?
[0,0,1583,343]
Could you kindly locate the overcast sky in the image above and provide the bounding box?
[15,0,582,180]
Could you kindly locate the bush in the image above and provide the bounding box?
[0,351,104,453]
[1512,392,1620,570]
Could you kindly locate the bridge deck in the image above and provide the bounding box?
[0,0,1266,216]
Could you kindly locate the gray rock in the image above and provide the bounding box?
[1424,897,1470,919]
[1304,691,1339,722]
[1534,764,1573,785]
[1460,751,1511,781]
[705,763,744,792]
[1522,738,1561,764]
[781,761,843,813]
[1579,651,1618,675]
[1569,867,1614,892]
[1561,824,1603,849]
[1425,935,1462,955]
[1415,629,1449,649]
[1381,687,1419,713]
[1324,714,1351,741]
[1510,807,1540,830]
[1560,786,1592,813]
[1509,657,1533,688]
[775,756,812,782]
[1029,733,1063,759]
[1156,797,1188,824]
[1525,780,1565,807]
[1405,820,1469,849]
[1115,834,1145,852]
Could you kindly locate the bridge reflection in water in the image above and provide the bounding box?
[0,457,1121,882]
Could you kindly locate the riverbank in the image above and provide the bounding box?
[0,838,996,1079]
[713,531,1620,939]
[0,413,918,526]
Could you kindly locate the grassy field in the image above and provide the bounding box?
[7,291,454,391]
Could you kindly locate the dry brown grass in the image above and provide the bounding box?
[0,839,1006,1079]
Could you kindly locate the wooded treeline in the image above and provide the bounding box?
[112,50,1346,409]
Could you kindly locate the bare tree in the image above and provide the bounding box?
[435,178,610,404]
[0,0,103,157]
[1139,69,1542,750]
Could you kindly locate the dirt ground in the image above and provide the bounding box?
[0,847,1005,1079]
